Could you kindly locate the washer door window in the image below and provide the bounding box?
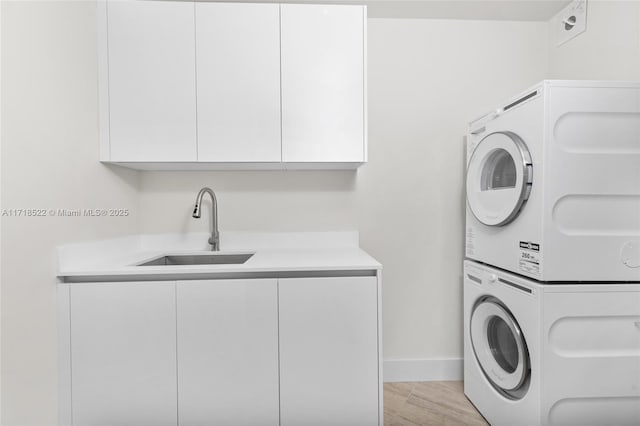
[467,132,532,226]
[470,296,530,400]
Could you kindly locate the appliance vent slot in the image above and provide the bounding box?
[470,126,486,135]
[503,90,538,112]
[498,278,532,294]
[467,274,482,284]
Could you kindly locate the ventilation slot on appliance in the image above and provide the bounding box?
[470,126,486,135]
[467,274,482,284]
[498,278,532,294]
[503,90,538,112]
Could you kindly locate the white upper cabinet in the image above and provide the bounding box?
[99,1,367,169]
[281,4,366,164]
[106,0,197,162]
[196,3,281,163]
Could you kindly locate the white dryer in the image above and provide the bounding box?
[465,80,640,281]
[463,260,640,426]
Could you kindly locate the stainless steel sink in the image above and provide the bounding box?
[136,253,254,266]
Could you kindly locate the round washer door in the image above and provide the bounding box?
[466,132,532,226]
[470,296,530,400]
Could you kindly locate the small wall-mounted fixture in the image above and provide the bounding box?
[555,0,587,46]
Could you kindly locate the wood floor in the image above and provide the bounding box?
[384,381,488,425]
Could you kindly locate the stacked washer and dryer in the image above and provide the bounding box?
[463,80,640,426]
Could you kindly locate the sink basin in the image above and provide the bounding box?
[136,253,254,266]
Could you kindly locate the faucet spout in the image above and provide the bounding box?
[192,187,219,251]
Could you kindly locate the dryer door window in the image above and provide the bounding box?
[470,296,530,400]
[466,132,532,226]
[481,149,517,191]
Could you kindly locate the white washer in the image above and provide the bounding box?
[463,260,640,426]
[465,80,640,281]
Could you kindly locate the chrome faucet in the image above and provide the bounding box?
[192,187,220,251]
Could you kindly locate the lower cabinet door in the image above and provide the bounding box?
[70,282,177,426]
[176,279,279,426]
[278,276,379,425]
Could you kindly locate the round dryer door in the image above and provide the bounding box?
[470,296,530,400]
[466,132,532,226]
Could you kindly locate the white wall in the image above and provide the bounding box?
[364,18,547,362]
[548,0,640,79]
[138,18,548,364]
[1,2,140,425]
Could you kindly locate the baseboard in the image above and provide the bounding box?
[383,358,463,382]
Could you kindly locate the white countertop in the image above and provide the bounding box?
[57,231,381,282]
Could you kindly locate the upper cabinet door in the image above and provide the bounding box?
[107,0,197,161]
[196,3,281,162]
[281,4,366,163]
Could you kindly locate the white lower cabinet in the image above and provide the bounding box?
[64,276,379,425]
[176,279,279,425]
[69,282,178,426]
[279,277,379,425]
